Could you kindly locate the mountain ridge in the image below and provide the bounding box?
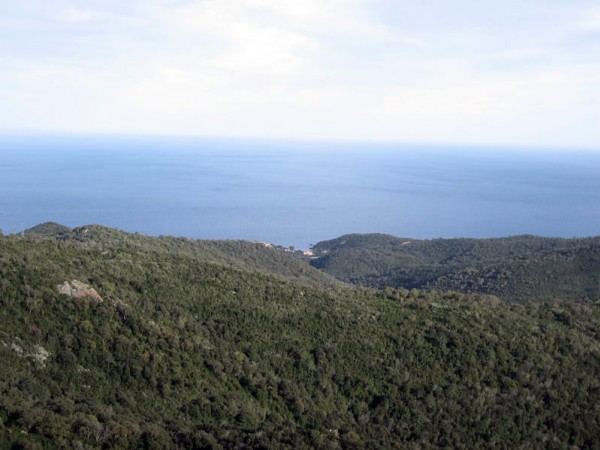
[1,224,599,447]
[309,232,600,302]
[20,222,344,290]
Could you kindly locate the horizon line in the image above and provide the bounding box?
[1,130,600,153]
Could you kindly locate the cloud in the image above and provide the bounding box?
[571,5,600,32]
[0,0,599,148]
[127,66,225,112]
[58,7,101,23]
[159,0,395,76]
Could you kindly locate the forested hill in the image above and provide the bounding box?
[1,230,600,448]
[309,233,600,303]
[22,222,343,289]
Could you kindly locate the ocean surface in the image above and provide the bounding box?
[1,134,600,249]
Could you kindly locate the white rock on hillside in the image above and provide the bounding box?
[57,280,104,303]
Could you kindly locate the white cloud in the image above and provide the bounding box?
[571,5,600,32]
[0,0,599,148]
[161,1,318,75]
[159,0,394,76]
[127,66,225,113]
[58,7,101,23]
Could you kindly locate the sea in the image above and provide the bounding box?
[1,134,600,249]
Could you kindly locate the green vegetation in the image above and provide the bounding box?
[310,233,600,302]
[24,223,343,289]
[1,226,600,448]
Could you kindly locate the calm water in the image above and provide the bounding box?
[1,135,600,249]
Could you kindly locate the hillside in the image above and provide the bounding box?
[1,229,600,448]
[23,222,343,289]
[310,233,600,302]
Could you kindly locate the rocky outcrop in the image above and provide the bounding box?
[31,344,50,366]
[3,338,51,367]
[57,280,103,303]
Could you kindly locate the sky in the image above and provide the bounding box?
[1,0,599,148]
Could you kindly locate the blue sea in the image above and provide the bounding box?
[1,134,600,249]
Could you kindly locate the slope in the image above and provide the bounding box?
[23,222,343,289]
[310,233,600,302]
[0,233,599,448]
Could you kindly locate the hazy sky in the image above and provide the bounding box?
[1,0,599,147]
